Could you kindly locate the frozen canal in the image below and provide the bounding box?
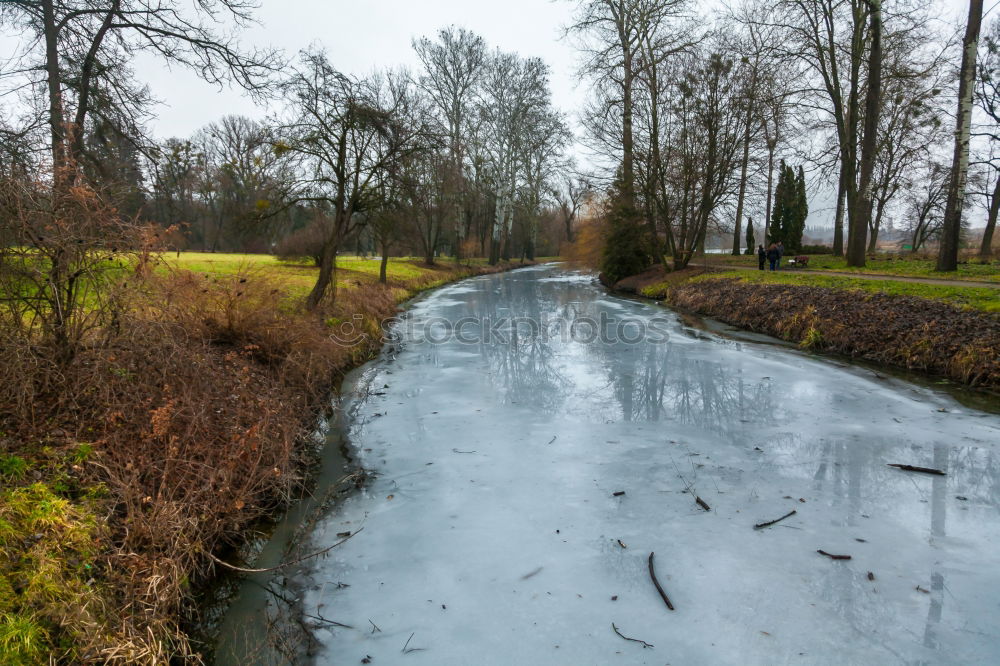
[253,265,1000,664]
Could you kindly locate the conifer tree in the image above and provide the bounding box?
[769,162,808,252]
[794,166,809,252]
[745,216,755,254]
[600,176,650,284]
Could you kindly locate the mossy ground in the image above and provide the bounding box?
[0,445,110,664]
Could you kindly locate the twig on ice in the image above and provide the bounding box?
[612,622,654,648]
[303,612,352,629]
[817,550,852,560]
[695,496,711,511]
[402,632,425,654]
[754,510,797,530]
[647,552,675,611]
[887,464,945,476]
[206,528,364,574]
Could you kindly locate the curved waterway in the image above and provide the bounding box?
[216,264,1000,665]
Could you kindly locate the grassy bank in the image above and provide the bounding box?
[708,252,1000,283]
[644,269,1000,313]
[649,270,1000,389]
[0,255,528,664]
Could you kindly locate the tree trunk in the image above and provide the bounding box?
[980,171,1000,258]
[489,190,503,265]
[621,47,636,205]
[847,0,883,268]
[765,142,775,243]
[42,0,66,174]
[867,223,879,253]
[938,0,984,271]
[833,170,847,256]
[379,243,389,283]
[868,194,888,253]
[307,232,339,310]
[732,107,753,256]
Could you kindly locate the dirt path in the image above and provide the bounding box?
[702,262,1000,289]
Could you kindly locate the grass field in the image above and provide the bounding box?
[683,270,1000,313]
[709,252,1000,283]
[161,252,505,301]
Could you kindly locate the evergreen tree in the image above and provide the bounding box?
[794,166,809,252]
[769,162,808,253]
[745,216,755,254]
[600,177,650,285]
[769,161,791,245]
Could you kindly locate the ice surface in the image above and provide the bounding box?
[294,265,1000,665]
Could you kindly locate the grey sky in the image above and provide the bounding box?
[139,0,587,140]
[1,0,975,142]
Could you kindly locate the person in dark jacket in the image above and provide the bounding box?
[776,241,785,270]
[766,244,779,271]
[757,244,766,270]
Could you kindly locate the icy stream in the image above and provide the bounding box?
[236,264,1000,665]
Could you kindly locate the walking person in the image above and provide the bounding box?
[766,243,779,271]
[757,244,766,271]
[776,241,785,270]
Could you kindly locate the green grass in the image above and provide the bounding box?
[694,270,1000,313]
[709,252,1000,283]
[160,252,499,300]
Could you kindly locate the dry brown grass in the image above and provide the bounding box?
[668,277,1000,389]
[1,245,527,662]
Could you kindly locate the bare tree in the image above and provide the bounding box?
[850,0,883,265]
[554,175,591,243]
[906,161,950,250]
[722,7,787,255]
[196,115,296,252]
[413,27,487,259]
[279,53,419,309]
[476,51,553,263]
[570,0,694,200]
[937,0,984,271]
[974,15,1000,257]
[0,0,279,176]
[866,43,948,251]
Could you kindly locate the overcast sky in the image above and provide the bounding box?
[137,0,587,140]
[0,0,975,142]
[136,0,971,139]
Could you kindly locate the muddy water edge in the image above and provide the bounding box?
[199,304,414,664]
